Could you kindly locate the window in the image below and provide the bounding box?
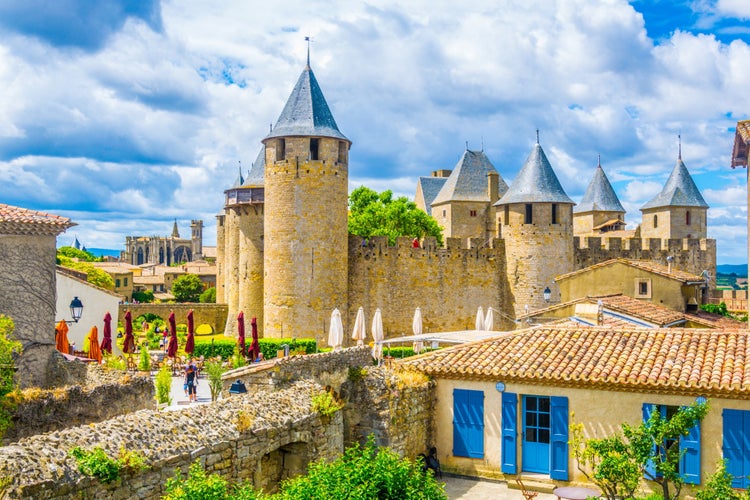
[644,404,701,484]
[470,210,477,217]
[635,279,652,298]
[551,204,558,224]
[525,204,533,224]
[686,211,691,225]
[453,389,484,458]
[124,277,128,286]
[724,409,750,489]
[115,279,121,288]
[310,138,319,161]
[276,138,285,161]
[504,205,509,225]
[338,141,347,163]
[442,209,447,217]
[653,214,658,228]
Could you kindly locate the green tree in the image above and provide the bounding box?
[348,186,443,246]
[570,414,640,499]
[199,287,216,303]
[57,246,98,262]
[700,302,730,317]
[171,274,204,303]
[696,459,746,500]
[0,316,21,439]
[132,290,155,303]
[57,256,114,290]
[624,400,710,500]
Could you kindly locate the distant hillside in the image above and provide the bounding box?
[87,248,121,258]
[717,264,748,277]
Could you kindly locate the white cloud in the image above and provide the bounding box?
[716,0,750,19]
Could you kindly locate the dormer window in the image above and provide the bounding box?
[310,138,319,161]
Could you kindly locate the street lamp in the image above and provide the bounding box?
[69,297,84,323]
[543,287,551,303]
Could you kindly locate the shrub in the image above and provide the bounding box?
[348,366,367,382]
[132,290,155,303]
[696,459,744,500]
[311,390,343,418]
[69,446,121,484]
[163,460,230,500]
[199,287,216,303]
[0,316,21,439]
[103,353,126,371]
[138,343,151,371]
[171,274,204,303]
[204,361,225,402]
[155,364,172,406]
[193,338,317,360]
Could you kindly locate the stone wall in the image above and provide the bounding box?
[0,380,341,499]
[574,236,716,280]
[342,366,434,459]
[119,303,228,335]
[348,235,514,338]
[4,365,154,443]
[221,346,373,395]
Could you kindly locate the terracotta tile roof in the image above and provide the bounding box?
[556,258,704,284]
[597,294,684,326]
[738,120,750,144]
[402,326,750,398]
[733,121,750,168]
[0,203,75,236]
[685,310,746,329]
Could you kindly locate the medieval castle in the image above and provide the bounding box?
[122,219,204,266]
[216,61,715,342]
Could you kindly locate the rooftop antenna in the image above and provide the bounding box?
[536,129,540,144]
[678,133,682,160]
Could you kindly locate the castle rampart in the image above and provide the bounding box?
[347,235,514,337]
[574,236,716,279]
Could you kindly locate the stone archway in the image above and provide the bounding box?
[256,441,309,493]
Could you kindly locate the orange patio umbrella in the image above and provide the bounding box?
[88,326,102,363]
[55,320,70,354]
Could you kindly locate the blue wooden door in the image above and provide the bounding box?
[522,395,551,473]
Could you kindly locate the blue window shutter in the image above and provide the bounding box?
[643,403,657,479]
[680,415,701,484]
[550,396,569,480]
[723,409,747,489]
[453,389,484,459]
[501,392,517,474]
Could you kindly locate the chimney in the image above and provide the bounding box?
[488,171,499,202]
[667,255,674,274]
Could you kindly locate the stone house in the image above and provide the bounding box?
[403,326,750,492]
[556,259,709,313]
[0,203,75,388]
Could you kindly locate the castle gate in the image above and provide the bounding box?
[118,303,228,335]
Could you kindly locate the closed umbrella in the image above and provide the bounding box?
[371,308,384,361]
[100,312,112,354]
[55,320,70,354]
[237,311,246,358]
[185,309,195,356]
[475,306,484,331]
[328,308,344,350]
[352,307,366,346]
[122,310,136,355]
[167,311,178,359]
[250,316,260,361]
[484,307,495,331]
[412,307,424,354]
[88,326,102,363]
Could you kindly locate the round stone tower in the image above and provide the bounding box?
[495,138,575,316]
[261,62,351,342]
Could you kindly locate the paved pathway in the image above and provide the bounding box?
[443,475,556,499]
[165,371,213,409]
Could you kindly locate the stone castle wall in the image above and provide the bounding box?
[118,303,228,335]
[348,235,514,336]
[573,236,716,280]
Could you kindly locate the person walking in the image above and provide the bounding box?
[185,363,197,402]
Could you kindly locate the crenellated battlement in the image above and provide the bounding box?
[574,236,715,253]
[348,235,505,261]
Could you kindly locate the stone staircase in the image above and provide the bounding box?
[507,474,558,495]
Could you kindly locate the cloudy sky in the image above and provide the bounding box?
[0,0,748,264]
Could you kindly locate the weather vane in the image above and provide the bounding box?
[305,36,313,66]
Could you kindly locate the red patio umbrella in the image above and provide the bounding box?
[100,312,113,354]
[185,309,195,356]
[167,311,178,359]
[237,311,246,358]
[122,310,136,355]
[250,316,260,362]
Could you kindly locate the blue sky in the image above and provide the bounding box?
[0,0,748,263]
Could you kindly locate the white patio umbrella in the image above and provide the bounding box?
[352,306,366,346]
[484,307,495,331]
[475,306,485,331]
[412,307,424,354]
[371,308,384,361]
[328,308,344,350]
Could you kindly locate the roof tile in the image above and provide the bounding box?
[0,203,75,236]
